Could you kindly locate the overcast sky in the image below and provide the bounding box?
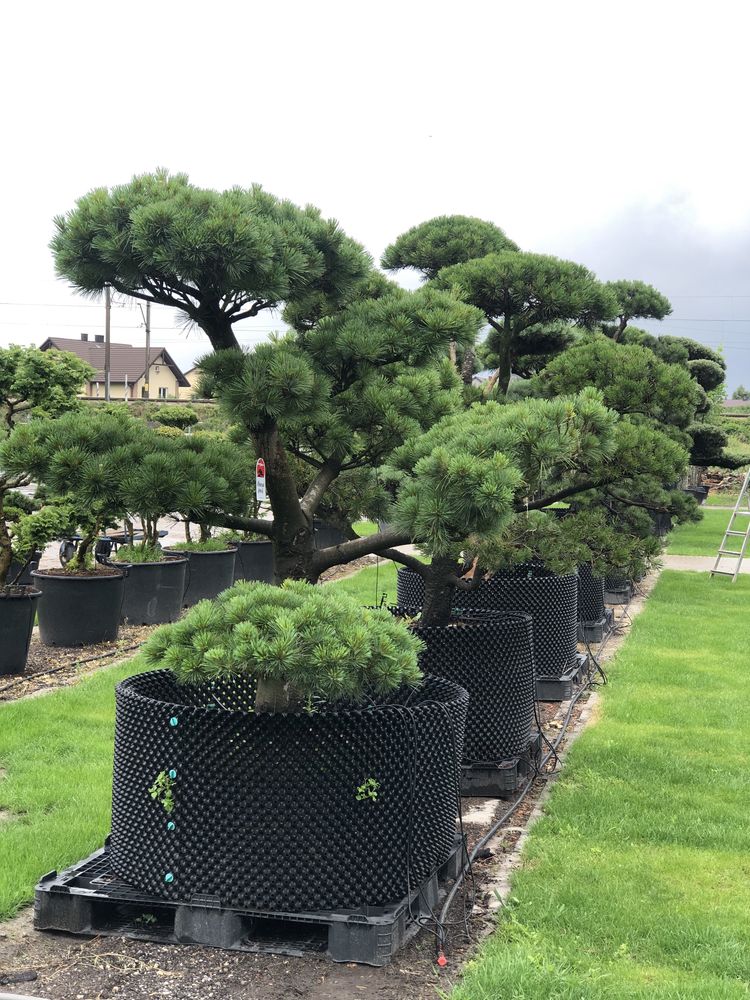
[3,0,750,389]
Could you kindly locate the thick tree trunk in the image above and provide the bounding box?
[193,309,241,352]
[483,323,513,398]
[420,556,461,628]
[253,425,316,584]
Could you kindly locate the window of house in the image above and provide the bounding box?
[158,387,167,399]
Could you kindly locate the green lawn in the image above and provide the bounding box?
[0,657,148,918]
[705,493,741,507]
[451,571,750,999]
[666,507,734,555]
[326,559,398,605]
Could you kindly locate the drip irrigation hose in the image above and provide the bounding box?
[435,584,631,959]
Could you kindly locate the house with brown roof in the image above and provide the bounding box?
[39,335,190,400]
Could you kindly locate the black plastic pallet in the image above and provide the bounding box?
[460,732,542,798]
[34,842,466,967]
[604,583,631,605]
[577,608,614,644]
[535,652,589,702]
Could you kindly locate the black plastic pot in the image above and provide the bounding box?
[0,587,41,675]
[31,570,126,647]
[8,550,42,588]
[401,609,535,764]
[577,564,606,624]
[397,563,579,679]
[232,541,274,584]
[113,556,188,625]
[682,485,708,505]
[110,670,467,912]
[164,549,236,607]
[313,520,348,549]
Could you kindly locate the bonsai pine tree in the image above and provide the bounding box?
[50,171,371,352]
[382,217,617,397]
[602,279,672,341]
[142,580,424,711]
[0,346,93,586]
[382,387,691,624]
[732,385,750,401]
[51,173,488,582]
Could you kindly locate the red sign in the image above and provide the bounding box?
[255,458,266,501]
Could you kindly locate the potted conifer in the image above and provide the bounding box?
[109,581,467,914]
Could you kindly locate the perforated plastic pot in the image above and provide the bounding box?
[164,549,236,607]
[31,570,125,647]
[397,563,579,678]
[114,557,188,625]
[577,564,606,624]
[231,541,274,584]
[110,670,467,912]
[0,587,40,675]
[398,609,535,764]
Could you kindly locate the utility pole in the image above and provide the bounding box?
[104,285,112,401]
[143,301,151,399]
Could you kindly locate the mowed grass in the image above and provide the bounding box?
[666,507,736,555]
[704,493,741,507]
[0,561,398,919]
[0,657,148,918]
[450,571,750,1000]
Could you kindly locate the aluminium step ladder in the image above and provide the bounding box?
[710,468,750,581]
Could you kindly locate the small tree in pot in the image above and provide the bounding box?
[0,346,93,670]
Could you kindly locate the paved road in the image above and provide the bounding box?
[662,554,750,574]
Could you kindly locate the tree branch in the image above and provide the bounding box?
[312,527,412,572]
[300,459,342,517]
[518,478,612,512]
[203,511,275,536]
[377,548,430,575]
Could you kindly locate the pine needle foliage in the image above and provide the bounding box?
[142,580,424,704]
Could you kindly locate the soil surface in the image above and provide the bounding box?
[0,624,155,703]
[0,576,654,999]
[32,567,125,579]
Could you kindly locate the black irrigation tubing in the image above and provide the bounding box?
[436,587,632,961]
[0,643,144,697]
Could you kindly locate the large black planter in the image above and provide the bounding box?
[232,541,274,584]
[403,610,535,764]
[682,485,708,505]
[314,520,348,549]
[0,587,41,675]
[31,570,126,646]
[114,557,188,625]
[164,549,236,607]
[110,670,467,912]
[577,564,606,624]
[397,563,578,679]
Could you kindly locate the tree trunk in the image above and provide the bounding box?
[482,323,513,398]
[420,556,461,628]
[254,678,303,713]
[194,310,241,352]
[253,425,316,584]
[0,499,12,588]
[461,348,475,386]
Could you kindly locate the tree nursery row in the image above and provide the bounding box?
[0,172,735,963]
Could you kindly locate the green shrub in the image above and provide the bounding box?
[142,580,424,706]
[170,537,234,552]
[115,544,167,564]
[153,405,199,430]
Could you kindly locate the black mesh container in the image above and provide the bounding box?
[398,609,535,764]
[110,670,468,913]
[396,564,578,678]
[577,564,606,624]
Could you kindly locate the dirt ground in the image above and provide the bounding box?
[0,581,656,1000]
